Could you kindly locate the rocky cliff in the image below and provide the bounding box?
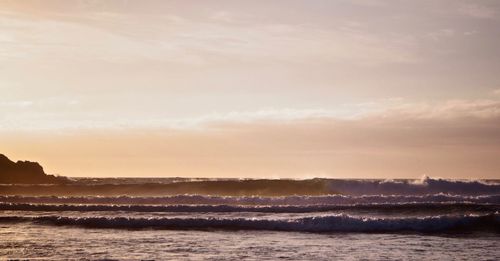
[0,154,67,184]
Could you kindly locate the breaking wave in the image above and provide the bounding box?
[327,176,500,195]
[1,177,498,196]
[0,202,498,213]
[1,213,498,233]
[1,194,499,205]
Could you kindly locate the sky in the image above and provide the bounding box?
[1,0,500,179]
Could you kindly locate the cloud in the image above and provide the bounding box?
[3,98,500,179]
[457,3,496,19]
[0,101,34,108]
[0,4,421,67]
[426,29,456,41]
[2,95,500,131]
[4,96,500,179]
[188,97,500,129]
[372,99,500,120]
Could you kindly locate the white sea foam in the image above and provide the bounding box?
[0,213,498,233]
[0,202,498,213]
[326,177,500,195]
[1,194,498,205]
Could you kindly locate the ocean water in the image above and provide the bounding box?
[0,177,499,260]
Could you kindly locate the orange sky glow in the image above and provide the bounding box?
[1,0,500,178]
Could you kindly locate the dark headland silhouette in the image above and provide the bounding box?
[0,153,330,195]
[1,153,497,197]
[0,154,67,184]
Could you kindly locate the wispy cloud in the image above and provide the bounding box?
[374,99,500,120]
[1,1,500,179]
[2,94,500,131]
[3,96,500,178]
[457,3,497,19]
[0,101,34,108]
[0,6,421,67]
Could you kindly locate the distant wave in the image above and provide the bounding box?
[327,176,500,195]
[1,202,498,213]
[1,213,498,233]
[1,194,498,205]
[1,177,498,196]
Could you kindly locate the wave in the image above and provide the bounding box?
[0,202,498,213]
[327,176,500,195]
[1,194,499,206]
[1,213,498,233]
[1,177,498,196]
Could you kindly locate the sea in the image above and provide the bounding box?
[0,177,499,260]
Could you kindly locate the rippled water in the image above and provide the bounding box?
[1,177,499,259]
[1,222,499,260]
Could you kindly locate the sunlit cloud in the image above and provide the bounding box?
[2,96,499,178]
[457,3,497,19]
[0,9,420,66]
[2,0,500,179]
[2,93,500,132]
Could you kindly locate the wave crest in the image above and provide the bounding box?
[1,213,498,233]
[0,202,498,213]
[1,194,498,205]
[1,177,498,196]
